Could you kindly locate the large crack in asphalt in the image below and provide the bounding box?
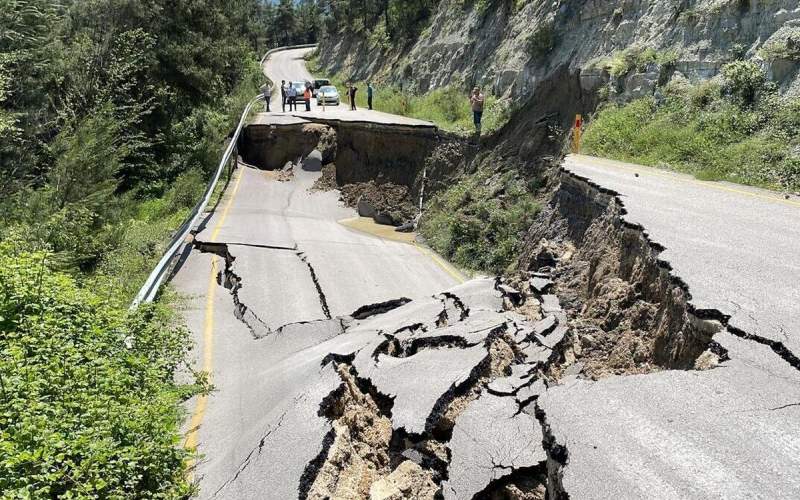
[297,251,332,320]
[194,153,797,498]
[194,240,274,338]
[194,239,336,338]
[530,169,800,377]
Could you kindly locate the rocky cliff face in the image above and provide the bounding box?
[318,0,800,103]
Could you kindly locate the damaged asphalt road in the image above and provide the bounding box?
[166,52,800,498]
[172,157,462,498]
[178,240,800,499]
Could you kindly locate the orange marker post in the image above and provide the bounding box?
[572,114,583,154]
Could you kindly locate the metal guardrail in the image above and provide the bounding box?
[130,94,264,308]
[259,43,317,66]
[130,44,319,309]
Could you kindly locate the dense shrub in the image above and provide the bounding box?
[0,244,194,498]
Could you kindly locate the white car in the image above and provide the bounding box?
[291,81,310,103]
[316,85,340,106]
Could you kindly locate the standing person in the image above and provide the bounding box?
[287,83,297,111]
[367,82,374,110]
[281,80,287,112]
[304,85,311,112]
[470,87,485,138]
[349,83,358,111]
[260,82,272,112]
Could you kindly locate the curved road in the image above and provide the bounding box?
[173,50,463,497]
[262,47,432,126]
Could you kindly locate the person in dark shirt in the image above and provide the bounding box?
[280,80,287,112]
[349,83,358,111]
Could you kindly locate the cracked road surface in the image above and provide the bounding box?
[173,160,800,498]
[565,154,800,358]
[169,49,800,499]
[173,160,461,496]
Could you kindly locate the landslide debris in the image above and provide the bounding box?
[340,180,417,226]
[293,279,571,499]
[307,364,395,500]
[515,174,721,380]
[311,163,338,191]
[309,162,419,227]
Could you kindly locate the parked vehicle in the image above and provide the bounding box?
[312,79,331,97]
[316,85,340,106]
[292,81,310,102]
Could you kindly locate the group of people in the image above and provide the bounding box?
[260,79,487,139]
[344,82,374,111]
[259,80,376,113]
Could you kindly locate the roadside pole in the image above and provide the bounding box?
[321,91,325,112]
[572,114,583,154]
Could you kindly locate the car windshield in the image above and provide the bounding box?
[319,86,337,93]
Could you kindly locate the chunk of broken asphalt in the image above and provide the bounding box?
[487,363,536,395]
[520,341,552,365]
[497,283,521,299]
[515,378,547,403]
[540,294,562,314]
[360,344,489,434]
[443,393,546,500]
[535,324,568,350]
[357,195,377,218]
[530,277,554,294]
[534,315,558,336]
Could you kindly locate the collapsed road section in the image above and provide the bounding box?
[205,278,569,500]
[173,95,800,498]
[190,271,800,499]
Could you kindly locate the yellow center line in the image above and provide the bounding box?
[570,155,800,209]
[184,167,244,474]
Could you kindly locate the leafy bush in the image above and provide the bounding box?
[0,243,195,498]
[721,60,765,106]
[419,166,540,273]
[599,46,679,78]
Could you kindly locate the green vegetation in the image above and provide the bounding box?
[0,243,198,498]
[527,21,556,58]
[594,46,679,78]
[583,61,800,191]
[321,0,437,40]
[0,0,317,495]
[309,59,510,135]
[419,166,540,273]
[758,32,800,61]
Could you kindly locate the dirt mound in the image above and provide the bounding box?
[516,173,720,380]
[312,163,338,192]
[340,181,418,226]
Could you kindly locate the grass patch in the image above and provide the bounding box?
[419,165,540,274]
[583,61,800,191]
